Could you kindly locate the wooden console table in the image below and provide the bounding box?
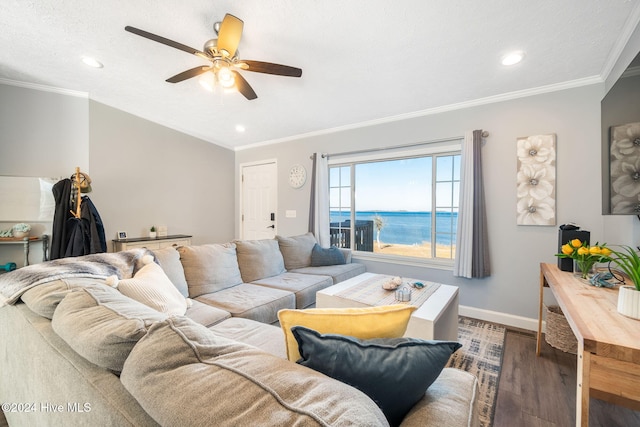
[112,234,192,252]
[537,263,640,426]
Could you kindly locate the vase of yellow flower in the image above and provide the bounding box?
[555,239,612,280]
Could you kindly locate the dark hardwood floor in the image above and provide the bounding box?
[493,329,640,427]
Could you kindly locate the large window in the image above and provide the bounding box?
[329,147,461,261]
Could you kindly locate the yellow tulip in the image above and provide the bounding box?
[561,244,574,255]
[600,247,612,257]
[577,247,589,256]
[570,239,582,248]
[589,246,601,255]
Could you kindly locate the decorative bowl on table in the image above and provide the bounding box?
[12,223,31,239]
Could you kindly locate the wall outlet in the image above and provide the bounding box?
[285,210,297,218]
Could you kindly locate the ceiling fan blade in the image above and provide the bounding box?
[217,14,243,57]
[166,66,211,83]
[125,26,208,58]
[242,60,302,77]
[233,71,257,100]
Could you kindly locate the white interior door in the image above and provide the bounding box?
[241,161,277,240]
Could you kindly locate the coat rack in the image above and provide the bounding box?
[70,167,91,219]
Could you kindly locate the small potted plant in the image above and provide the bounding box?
[12,223,31,239]
[149,226,157,239]
[609,245,640,319]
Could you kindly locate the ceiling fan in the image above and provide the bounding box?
[125,14,302,100]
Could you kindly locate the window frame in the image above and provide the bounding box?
[328,140,462,269]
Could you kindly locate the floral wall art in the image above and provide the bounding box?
[610,122,640,214]
[516,134,556,225]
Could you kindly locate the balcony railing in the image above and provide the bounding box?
[329,220,374,252]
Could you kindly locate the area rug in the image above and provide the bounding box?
[446,316,506,427]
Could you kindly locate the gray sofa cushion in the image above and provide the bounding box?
[251,272,333,309]
[234,239,286,282]
[195,283,295,324]
[20,277,108,319]
[185,299,231,328]
[276,232,317,269]
[290,262,366,284]
[51,286,167,372]
[178,243,243,298]
[152,246,189,297]
[208,317,287,359]
[120,316,389,427]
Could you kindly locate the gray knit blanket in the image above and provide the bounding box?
[0,248,153,306]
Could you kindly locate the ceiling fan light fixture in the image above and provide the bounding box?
[501,51,525,66]
[199,71,216,91]
[218,66,235,88]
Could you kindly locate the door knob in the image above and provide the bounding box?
[266,225,275,229]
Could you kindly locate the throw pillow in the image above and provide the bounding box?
[292,326,462,427]
[234,239,286,282]
[278,304,417,361]
[108,255,190,316]
[276,233,317,269]
[310,243,345,267]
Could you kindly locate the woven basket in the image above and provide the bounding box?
[544,305,577,354]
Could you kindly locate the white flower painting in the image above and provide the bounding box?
[516,134,556,225]
[610,122,640,214]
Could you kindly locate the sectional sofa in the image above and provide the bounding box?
[0,234,479,427]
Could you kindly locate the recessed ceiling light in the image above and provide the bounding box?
[501,51,525,66]
[235,125,246,133]
[82,56,103,68]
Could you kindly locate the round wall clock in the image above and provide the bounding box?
[288,164,307,188]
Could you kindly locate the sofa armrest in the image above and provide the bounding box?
[400,368,480,427]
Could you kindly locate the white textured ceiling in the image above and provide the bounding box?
[1,1,639,150]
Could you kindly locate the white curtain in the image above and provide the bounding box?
[308,152,330,246]
[453,130,490,278]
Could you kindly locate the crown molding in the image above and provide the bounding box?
[600,1,640,82]
[0,77,88,98]
[237,75,603,151]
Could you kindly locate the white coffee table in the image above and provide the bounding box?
[316,272,459,341]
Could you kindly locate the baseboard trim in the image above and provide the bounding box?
[460,305,545,332]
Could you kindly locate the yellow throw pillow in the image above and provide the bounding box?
[278,305,417,361]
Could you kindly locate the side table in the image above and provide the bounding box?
[0,235,49,267]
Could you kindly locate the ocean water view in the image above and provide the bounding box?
[330,211,457,246]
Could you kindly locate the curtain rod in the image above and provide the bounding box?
[311,131,489,159]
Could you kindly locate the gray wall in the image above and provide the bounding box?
[236,83,640,323]
[0,84,89,176]
[88,101,236,247]
[0,83,235,265]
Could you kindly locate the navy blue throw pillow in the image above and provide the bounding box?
[291,326,461,427]
[310,243,345,266]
